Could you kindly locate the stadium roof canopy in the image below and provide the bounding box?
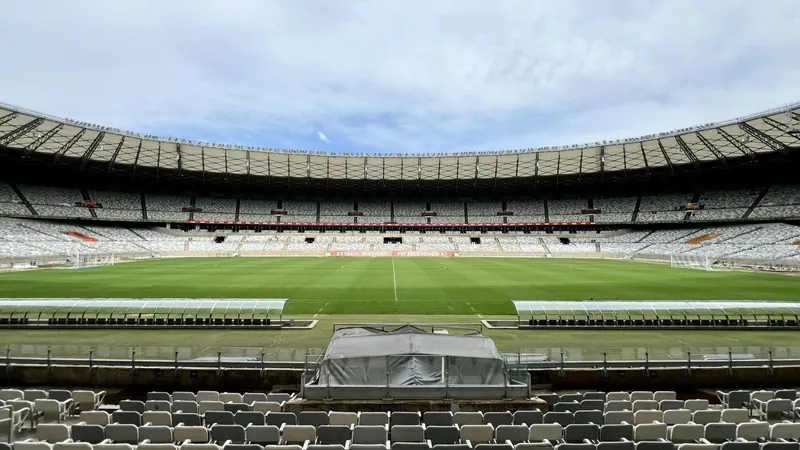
[0,298,288,319]
[0,101,798,182]
[511,300,800,319]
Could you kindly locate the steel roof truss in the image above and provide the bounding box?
[717,127,756,159]
[656,139,675,172]
[0,112,19,127]
[176,143,183,175]
[24,123,63,157]
[639,143,650,173]
[739,122,788,155]
[79,131,105,164]
[0,117,44,147]
[53,128,86,163]
[674,136,701,169]
[694,131,727,165]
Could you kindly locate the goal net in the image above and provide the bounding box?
[73,252,116,269]
[670,253,713,271]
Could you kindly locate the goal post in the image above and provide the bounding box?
[670,253,713,271]
[74,252,116,269]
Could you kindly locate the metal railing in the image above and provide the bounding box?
[4,344,800,373]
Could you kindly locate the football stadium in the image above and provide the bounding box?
[3,2,800,447]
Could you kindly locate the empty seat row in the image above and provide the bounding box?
[144,393,293,404]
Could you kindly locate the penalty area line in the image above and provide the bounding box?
[468,304,484,319]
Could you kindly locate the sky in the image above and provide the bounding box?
[1,0,799,154]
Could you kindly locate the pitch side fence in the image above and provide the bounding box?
[5,344,800,372]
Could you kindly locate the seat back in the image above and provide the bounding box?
[245,424,281,445]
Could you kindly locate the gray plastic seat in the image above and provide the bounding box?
[555,402,580,413]
[299,411,329,428]
[72,424,106,444]
[139,425,173,443]
[600,424,633,442]
[120,400,145,414]
[424,412,454,427]
[245,425,281,446]
[659,400,684,411]
[145,400,171,412]
[211,424,246,444]
[597,442,634,450]
[495,425,529,444]
[49,390,73,403]
[318,425,352,446]
[147,392,171,401]
[111,411,142,426]
[544,412,574,427]
[225,403,251,414]
[704,423,736,443]
[484,412,513,427]
[308,446,346,450]
[513,410,543,425]
[560,394,583,403]
[266,393,291,403]
[392,444,431,450]
[172,392,196,401]
[266,412,297,426]
[105,424,139,444]
[235,411,266,427]
[206,411,236,426]
[390,412,421,428]
[172,400,199,414]
[575,410,603,425]
[432,445,471,450]
[353,425,389,445]
[556,444,594,450]
[634,443,674,450]
[392,425,425,443]
[425,426,460,446]
[173,412,202,426]
[584,393,606,401]
[564,424,598,443]
[475,445,513,450]
[720,443,759,450]
[539,394,560,411]
[226,446,265,450]
[580,400,605,411]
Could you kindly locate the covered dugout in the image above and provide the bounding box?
[0,298,288,327]
[304,326,530,400]
[512,300,800,328]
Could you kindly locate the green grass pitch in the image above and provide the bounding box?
[0,257,797,314]
[0,257,798,355]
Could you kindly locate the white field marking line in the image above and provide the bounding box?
[313,301,330,318]
[391,258,398,301]
[468,304,484,319]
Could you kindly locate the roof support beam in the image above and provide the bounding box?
[493,155,499,188]
[739,122,789,155]
[176,143,183,175]
[514,154,520,178]
[24,123,62,157]
[79,132,105,168]
[717,127,757,159]
[0,118,43,147]
[53,128,86,163]
[695,132,727,166]
[245,150,251,185]
[108,138,132,171]
[201,147,206,183]
[224,149,229,180]
[0,112,19,127]
[639,143,650,174]
[656,140,675,173]
[534,152,540,183]
[131,139,143,177]
[155,142,162,179]
[599,146,605,180]
[674,136,701,169]
[762,116,793,133]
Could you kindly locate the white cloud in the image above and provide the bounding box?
[0,0,798,153]
[317,131,331,144]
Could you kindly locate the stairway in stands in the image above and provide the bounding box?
[744,186,770,218]
[10,183,37,216]
[80,189,98,219]
[538,237,552,255]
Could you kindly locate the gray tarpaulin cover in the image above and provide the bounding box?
[319,326,507,386]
